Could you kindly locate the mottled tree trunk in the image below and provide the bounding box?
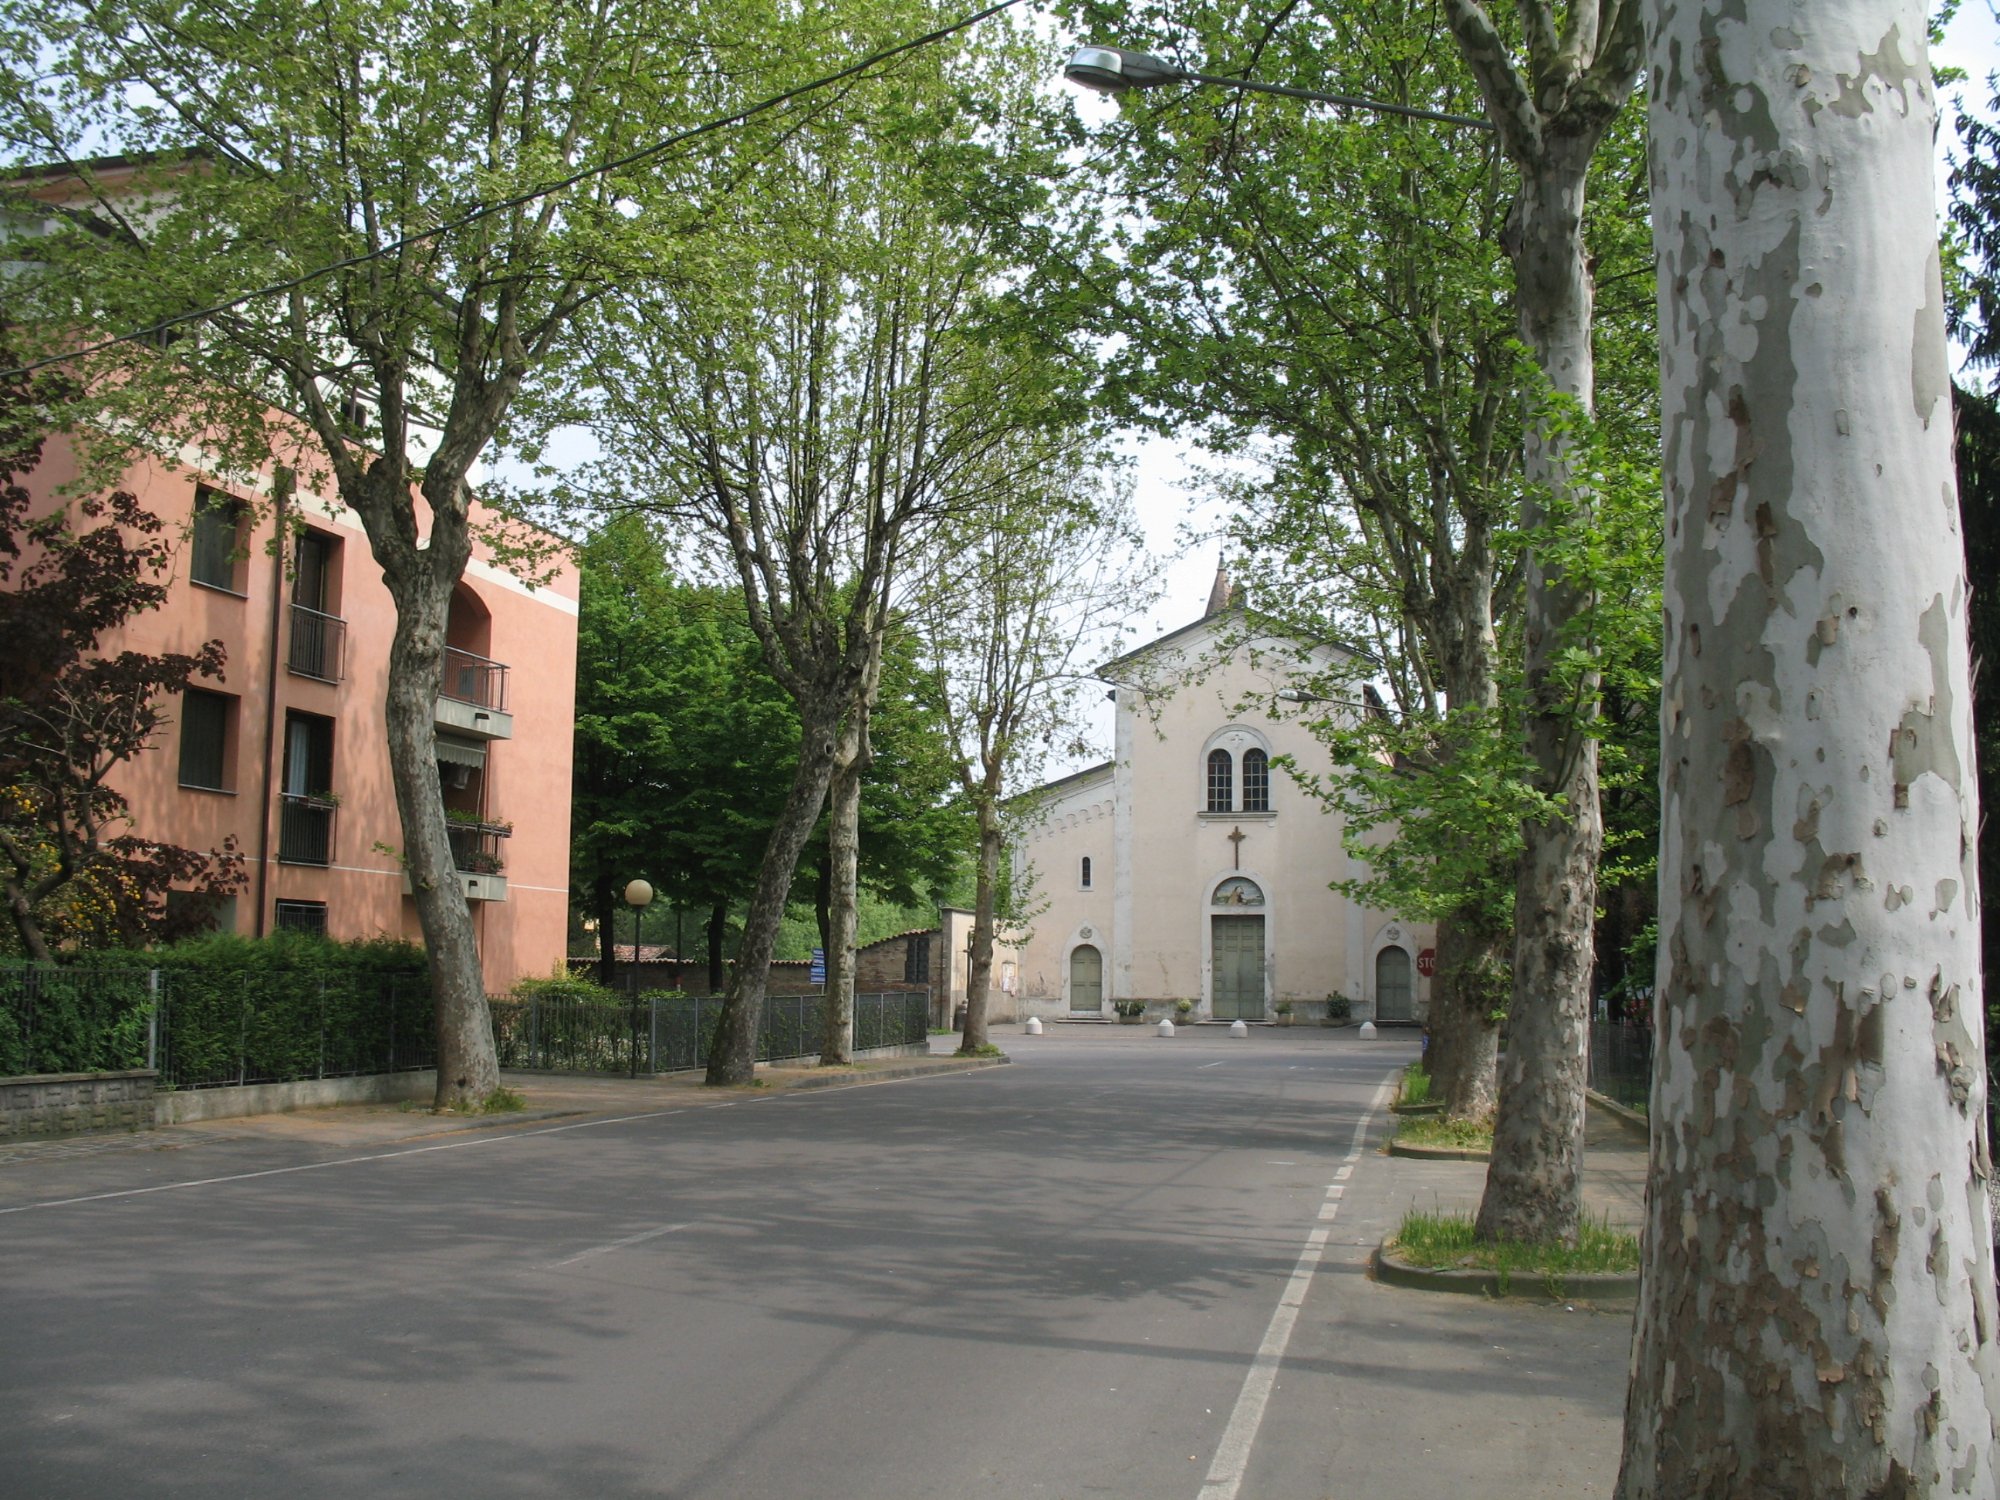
[1619,3,1999,1489]
[380,549,498,1109]
[705,709,837,1085]
[819,714,865,1066]
[1427,597,1507,1122]
[1474,141,1605,1246]
[958,790,1003,1054]
[1426,905,1507,1121]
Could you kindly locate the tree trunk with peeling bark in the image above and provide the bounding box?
[1443,0,1637,1246]
[352,462,500,1110]
[1476,141,1605,1245]
[819,711,867,1066]
[1617,3,1999,1489]
[707,708,839,1084]
[959,791,1003,1054]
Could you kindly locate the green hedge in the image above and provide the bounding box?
[0,933,434,1088]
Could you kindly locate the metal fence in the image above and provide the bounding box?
[0,961,434,1090]
[0,964,156,1077]
[1587,1019,1652,1113]
[488,990,930,1076]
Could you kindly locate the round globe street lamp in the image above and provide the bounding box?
[1063,44,1495,131]
[623,878,654,993]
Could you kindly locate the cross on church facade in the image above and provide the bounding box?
[1227,825,1246,869]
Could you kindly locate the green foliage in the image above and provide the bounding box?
[1948,82,2000,376]
[0,933,430,1083]
[511,974,618,1007]
[1324,991,1353,1023]
[571,519,970,962]
[1112,999,1146,1017]
[1399,1061,1433,1107]
[1390,1208,1640,1286]
[0,960,154,1075]
[1395,1114,1492,1151]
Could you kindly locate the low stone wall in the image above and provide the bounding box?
[0,1070,157,1140]
[155,1070,435,1124]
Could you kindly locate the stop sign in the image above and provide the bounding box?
[1416,947,1437,978]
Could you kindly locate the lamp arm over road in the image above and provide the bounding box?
[1064,44,1496,132]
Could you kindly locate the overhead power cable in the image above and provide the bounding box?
[1,0,1025,381]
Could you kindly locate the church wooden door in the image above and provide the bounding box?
[1069,944,1103,1012]
[1375,945,1414,1021]
[1211,915,1266,1019]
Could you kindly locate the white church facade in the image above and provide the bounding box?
[1009,584,1433,1025]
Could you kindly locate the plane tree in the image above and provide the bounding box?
[0,0,789,1104]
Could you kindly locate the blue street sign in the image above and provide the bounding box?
[809,947,826,984]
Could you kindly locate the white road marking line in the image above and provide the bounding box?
[547,1221,690,1269]
[1197,1074,1395,1500]
[1197,1061,1225,1069]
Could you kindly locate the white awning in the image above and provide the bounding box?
[435,734,487,770]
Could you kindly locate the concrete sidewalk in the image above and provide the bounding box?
[0,1048,1004,1164]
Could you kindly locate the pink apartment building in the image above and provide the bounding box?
[22,437,578,992]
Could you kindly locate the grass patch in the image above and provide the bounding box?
[1394,1114,1493,1150]
[956,1043,1005,1058]
[1389,1208,1640,1293]
[1398,1061,1433,1107]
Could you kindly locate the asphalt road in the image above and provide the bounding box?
[0,1030,1633,1499]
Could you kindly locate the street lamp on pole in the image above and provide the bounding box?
[623,878,654,994]
[1062,44,1495,132]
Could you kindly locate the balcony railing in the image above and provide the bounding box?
[446,819,510,875]
[441,647,508,712]
[287,603,346,683]
[277,794,337,866]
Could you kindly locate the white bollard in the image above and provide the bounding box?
[1229,1019,1249,1038]
[1358,1020,1378,1039]
[1025,1016,1043,1036]
[1156,1018,1175,1037]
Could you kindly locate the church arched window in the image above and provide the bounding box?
[1242,748,1270,812]
[1206,748,1233,812]
[1080,855,1092,889]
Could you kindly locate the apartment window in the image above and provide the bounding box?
[177,688,235,791]
[190,488,246,593]
[1206,748,1233,812]
[283,711,335,798]
[1242,748,1271,813]
[288,529,345,682]
[1080,856,1093,889]
[274,900,328,937]
[277,712,337,866]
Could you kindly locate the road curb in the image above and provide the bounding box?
[1389,1100,1444,1116]
[1387,1140,1491,1161]
[764,1055,1011,1091]
[1586,1090,1649,1139]
[1371,1243,1639,1302]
